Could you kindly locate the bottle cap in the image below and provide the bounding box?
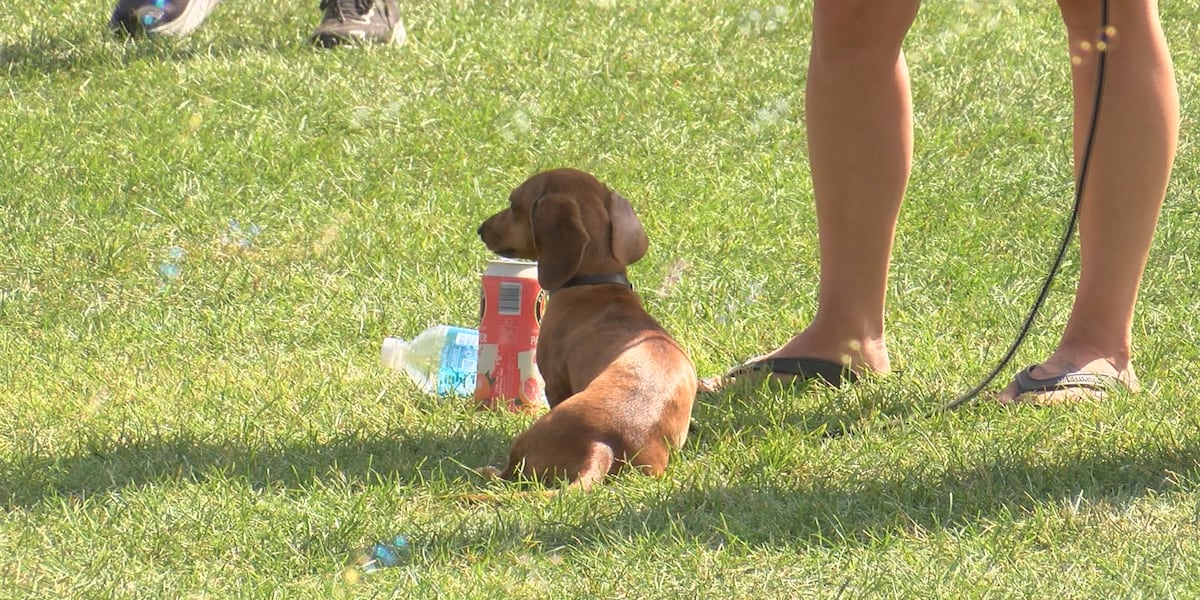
[380,337,407,369]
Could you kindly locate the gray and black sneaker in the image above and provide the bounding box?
[109,0,220,37]
[311,0,406,48]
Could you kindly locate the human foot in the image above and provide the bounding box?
[698,333,889,393]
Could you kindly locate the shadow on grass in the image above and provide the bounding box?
[689,375,934,441]
[0,424,513,509]
[522,438,1200,552]
[3,32,175,76]
[7,383,1196,555]
[479,379,1199,552]
[1,30,302,77]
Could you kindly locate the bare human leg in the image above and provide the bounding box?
[699,0,921,392]
[999,0,1179,403]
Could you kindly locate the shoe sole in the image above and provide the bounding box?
[148,0,221,36]
[311,17,405,47]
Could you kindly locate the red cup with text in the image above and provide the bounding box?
[475,259,547,412]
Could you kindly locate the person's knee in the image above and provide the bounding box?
[812,0,919,65]
[1056,0,1102,37]
[1057,0,1155,40]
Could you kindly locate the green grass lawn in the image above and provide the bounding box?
[3,1,1199,597]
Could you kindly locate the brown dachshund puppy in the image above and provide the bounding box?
[476,168,697,489]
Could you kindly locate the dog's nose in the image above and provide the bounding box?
[476,224,484,237]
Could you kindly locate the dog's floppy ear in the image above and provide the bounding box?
[532,194,589,290]
[608,191,648,266]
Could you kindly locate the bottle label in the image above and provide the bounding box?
[436,326,479,395]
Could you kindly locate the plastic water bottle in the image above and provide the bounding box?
[345,534,411,580]
[357,535,410,572]
[381,325,478,396]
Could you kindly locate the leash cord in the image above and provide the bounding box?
[837,0,1112,436]
[938,0,1110,413]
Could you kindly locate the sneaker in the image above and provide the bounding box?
[109,0,220,37]
[310,0,405,48]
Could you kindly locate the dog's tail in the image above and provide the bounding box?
[572,442,615,490]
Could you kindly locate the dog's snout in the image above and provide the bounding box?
[477,213,498,239]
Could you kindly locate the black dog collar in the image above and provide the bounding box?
[558,273,633,290]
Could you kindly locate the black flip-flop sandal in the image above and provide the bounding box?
[724,356,859,388]
[1012,364,1122,399]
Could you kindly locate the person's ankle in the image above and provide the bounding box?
[774,331,890,375]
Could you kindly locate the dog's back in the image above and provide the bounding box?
[478,169,697,488]
[504,284,695,484]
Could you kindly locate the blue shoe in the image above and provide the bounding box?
[109,0,220,37]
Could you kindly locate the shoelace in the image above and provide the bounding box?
[319,0,374,22]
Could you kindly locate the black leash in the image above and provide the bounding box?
[836,0,1112,437]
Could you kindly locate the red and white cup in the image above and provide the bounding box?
[475,259,547,412]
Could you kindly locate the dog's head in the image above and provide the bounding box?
[478,169,649,290]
